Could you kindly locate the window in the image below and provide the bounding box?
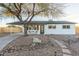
[27,25,39,30]
[48,25,56,29]
[63,25,66,29]
[63,25,70,29]
[48,26,52,29]
[67,25,70,28]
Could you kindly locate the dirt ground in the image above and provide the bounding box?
[0,35,63,56]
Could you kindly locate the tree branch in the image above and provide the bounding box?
[13,3,22,15]
[0,4,16,15]
[24,3,35,24]
[16,15,23,22]
[0,3,23,22]
[13,3,19,11]
[34,9,46,16]
[23,15,30,23]
[27,3,35,23]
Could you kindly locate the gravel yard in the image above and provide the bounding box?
[49,34,79,56]
[0,35,63,56]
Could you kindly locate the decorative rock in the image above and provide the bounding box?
[63,54,71,56]
[32,37,42,44]
[62,49,71,54]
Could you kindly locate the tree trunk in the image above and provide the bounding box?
[23,24,28,36]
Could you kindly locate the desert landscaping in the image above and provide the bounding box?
[0,34,78,56]
[0,3,79,56]
[0,25,79,56]
[0,35,63,56]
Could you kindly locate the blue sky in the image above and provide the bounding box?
[1,3,79,25]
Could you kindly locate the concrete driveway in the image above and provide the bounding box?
[0,33,22,51]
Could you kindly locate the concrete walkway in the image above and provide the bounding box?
[0,33,21,51]
[52,39,72,56]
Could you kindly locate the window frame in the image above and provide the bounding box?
[62,25,70,29]
[48,24,56,29]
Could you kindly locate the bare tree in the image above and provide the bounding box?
[0,3,65,35]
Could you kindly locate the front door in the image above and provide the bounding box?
[40,25,44,34]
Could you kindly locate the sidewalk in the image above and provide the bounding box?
[0,33,21,51]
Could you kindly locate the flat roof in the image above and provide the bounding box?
[7,21,76,25]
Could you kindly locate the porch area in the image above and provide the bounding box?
[25,24,44,34]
